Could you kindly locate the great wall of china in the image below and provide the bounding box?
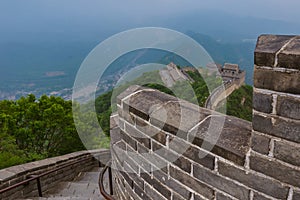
[0,34,299,200]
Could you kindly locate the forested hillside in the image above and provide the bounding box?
[0,95,85,169]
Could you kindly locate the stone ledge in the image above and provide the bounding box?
[255,34,300,69]
[188,115,251,166]
[117,85,252,166]
[0,149,109,183]
[255,34,295,67]
[254,66,300,94]
[278,36,300,70]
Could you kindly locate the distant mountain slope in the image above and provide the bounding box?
[0,32,255,100]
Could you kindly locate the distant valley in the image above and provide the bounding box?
[0,32,255,100]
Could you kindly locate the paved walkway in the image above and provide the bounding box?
[23,167,110,200]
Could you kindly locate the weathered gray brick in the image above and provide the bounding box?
[141,169,171,199]
[133,182,152,200]
[277,95,300,120]
[251,132,270,154]
[194,193,208,200]
[253,192,273,200]
[216,193,234,200]
[253,91,273,113]
[120,130,137,150]
[149,101,210,139]
[125,122,151,149]
[152,141,191,173]
[253,113,300,143]
[110,127,122,145]
[189,115,251,166]
[250,153,300,188]
[169,166,214,199]
[136,117,167,145]
[193,163,250,200]
[218,161,289,199]
[110,113,119,129]
[144,183,166,200]
[254,34,294,67]
[274,140,300,167]
[152,167,191,200]
[173,192,187,200]
[118,108,136,125]
[169,137,215,170]
[277,36,300,70]
[293,190,300,200]
[137,142,149,154]
[254,66,300,94]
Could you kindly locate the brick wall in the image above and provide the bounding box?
[252,34,300,200]
[110,35,300,200]
[0,149,110,200]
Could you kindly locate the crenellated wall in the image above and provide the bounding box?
[110,35,300,200]
[0,149,110,200]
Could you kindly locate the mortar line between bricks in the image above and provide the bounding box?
[123,119,151,139]
[252,151,300,172]
[274,36,297,67]
[171,161,276,200]
[253,110,300,123]
[134,112,169,136]
[217,152,294,191]
[253,87,300,98]
[287,188,293,200]
[268,139,275,157]
[252,130,300,148]
[254,65,299,72]
[271,93,278,115]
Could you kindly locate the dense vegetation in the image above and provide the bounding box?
[0,95,85,169]
[226,85,253,121]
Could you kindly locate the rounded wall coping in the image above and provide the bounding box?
[116,85,252,166]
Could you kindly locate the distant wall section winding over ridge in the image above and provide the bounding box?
[110,35,300,200]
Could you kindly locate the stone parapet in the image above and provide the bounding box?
[0,149,110,200]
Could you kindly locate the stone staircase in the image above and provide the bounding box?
[21,167,110,200]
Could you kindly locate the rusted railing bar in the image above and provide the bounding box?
[108,166,113,195]
[99,161,115,200]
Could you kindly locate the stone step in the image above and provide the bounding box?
[45,181,103,199]
[73,172,101,184]
[19,167,111,200]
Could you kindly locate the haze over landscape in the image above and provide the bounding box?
[1,0,300,99]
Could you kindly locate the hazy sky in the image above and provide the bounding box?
[1,0,300,23]
[0,0,299,41]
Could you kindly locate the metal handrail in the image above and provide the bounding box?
[0,156,93,197]
[99,161,115,200]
